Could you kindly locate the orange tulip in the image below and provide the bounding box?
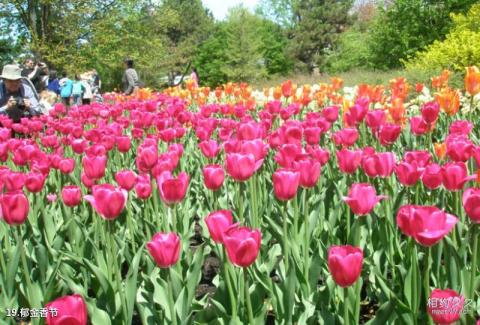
[388,98,406,125]
[434,143,447,160]
[465,66,480,96]
[215,87,223,99]
[435,88,460,116]
[431,70,450,89]
[273,86,282,100]
[390,77,409,100]
[477,169,480,184]
[224,82,234,95]
[263,88,270,98]
[331,77,344,91]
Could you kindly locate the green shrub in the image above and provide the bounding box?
[405,4,480,72]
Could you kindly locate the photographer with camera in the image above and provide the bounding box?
[21,58,47,93]
[0,64,42,123]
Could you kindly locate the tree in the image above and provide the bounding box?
[287,0,353,71]
[152,0,214,84]
[256,0,299,28]
[368,0,478,69]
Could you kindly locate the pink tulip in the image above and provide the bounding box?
[427,289,464,325]
[25,172,46,193]
[449,120,473,135]
[304,127,321,145]
[45,294,87,325]
[84,184,128,220]
[136,145,158,172]
[306,146,330,166]
[328,245,363,287]
[115,170,137,191]
[446,135,473,162]
[81,155,106,180]
[61,185,82,207]
[223,224,261,267]
[421,101,440,124]
[410,116,429,136]
[293,158,321,188]
[322,105,339,122]
[463,188,480,223]
[421,164,443,190]
[376,123,401,146]
[404,151,432,168]
[199,140,221,159]
[205,210,233,243]
[47,193,57,203]
[442,162,476,191]
[396,205,458,246]
[361,151,396,178]
[0,191,29,225]
[80,172,96,189]
[336,148,363,174]
[156,171,189,205]
[202,164,225,191]
[4,171,25,192]
[272,168,300,201]
[395,161,423,186]
[147,232,181,268]
[332,128,359,147]
[274,143,302,168]
[58,158,75,174]
[343,183,387,216]
[116,136,131,153]
[135,174,152,200]
[366,109,387,130]
[225,153,256,182]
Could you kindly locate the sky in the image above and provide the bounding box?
[202,0,259,20]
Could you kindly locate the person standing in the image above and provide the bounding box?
[59,72,73,107]
[190,67,199,87]
[122,58,141,95]
[71,74,85,106]
[21,59,45,93]
[81,73,93,105]
[47,70,60,95]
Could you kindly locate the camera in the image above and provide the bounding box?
[11,96,26,110]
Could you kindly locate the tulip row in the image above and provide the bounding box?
[0,69,480,324]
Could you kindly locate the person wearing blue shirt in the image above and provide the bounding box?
[59,71,73,107]
[47,70,60,95]
[0,64,42,122]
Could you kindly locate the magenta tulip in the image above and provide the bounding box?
[205,210,233,243]
[223,225,261,268]
[328,245,363,287]
[336,148,363,174]
[45,294,87,325]
[463,188,480,223]
[84,184,128,220]
[0,191,29,225]
[225,153,256,182]
[199,139,221,159]
[115,170,137,191]
[343,183,387,216]
[272,168,300,201]
[421,163,443,190]
[156,171,189,205]
[427,289,464,325]
[81,155,106,180]
[442,162,476,191]
[147,232,181,268]
[61,185,82,207]
[202,164,225,191]
[395,161,423,186]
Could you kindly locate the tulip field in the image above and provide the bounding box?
[1,69,480,325]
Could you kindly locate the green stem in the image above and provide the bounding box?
[237,182,244,224]
[303,189,310,294]
[222,247,237,320]
[126,199,136,252]
[344,287,349,325]
[243,268,254,325]
[282,201,289,272]
[293,195,299,241]
[16,227,32,302]
[470,225,478,300]
[107,222,128,322]
[167,269,178,325]
[424,247,431,308]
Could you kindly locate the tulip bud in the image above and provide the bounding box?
[147,232,181,268]
[328,245,363,287]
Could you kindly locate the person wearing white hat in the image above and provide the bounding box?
[0,64,42,122]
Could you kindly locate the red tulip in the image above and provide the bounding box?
[81,155,106,180]
[463,188,480,223]
[202,164,224,191]
[84,184,128,220]
[376,123,401,146]
[115,170,137,191]
[442,162,476,191]
[147,232,181,268]
[396,205,458,246]
[361,152,396,178]
[58,158,75,174]
[332,128,359,147]
[135,174,152,200]
[421,101,440,124]
[45,294,87,325]
[223,224,261,267]
[61,185,82,207]
[272,168,300,201]
[336,148,363,174]
[25,172,46,193]
[427,289,464,325]
[0,191,29,225]
[156,171,189,205]
[199,139,221,159]
[225,153,256,182]
[395,161,423,186]
[421,163,443,190]
[343,183,387,216]
[205,210,233,243]
[328,245,363,287]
